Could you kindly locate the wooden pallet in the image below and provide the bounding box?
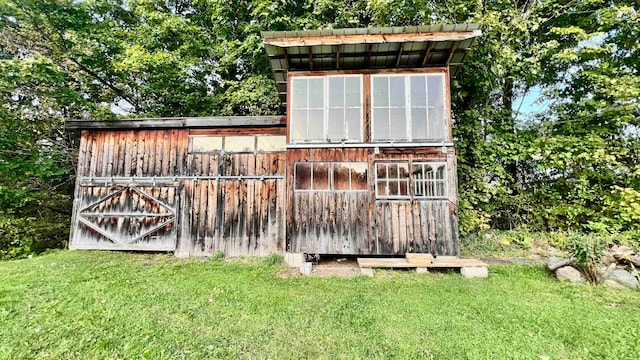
[357,255,488,278]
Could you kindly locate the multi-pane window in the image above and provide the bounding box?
[294,162,368,191]
[375,161,447,199]
[371,73,446,141]
[189,135,286,153]
[412,163,446,198]
[375,163,410,198]
[290,75,363,142]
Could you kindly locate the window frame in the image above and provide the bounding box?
[289,74,364,144]
[293,161,369,192]
[374,161,448,200]
[370,73,447,142]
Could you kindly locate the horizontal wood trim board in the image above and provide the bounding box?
[66,116,287,130]
[264,30,483,47]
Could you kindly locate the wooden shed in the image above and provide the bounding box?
[67,24,482,257]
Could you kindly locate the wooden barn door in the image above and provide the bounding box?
[71,183,178,251]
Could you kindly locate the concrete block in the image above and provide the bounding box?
[299,262,313,275]
[416,267,429,274]
[360,267,374,277]
[460,266,488,278]
[284,252,305,267]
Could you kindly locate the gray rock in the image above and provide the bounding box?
[629,255,640,267]
[547,256,576,271]
[611,245,633,261]
[603,269,638,289]
[555,266,586,283]
[601,254,617,266]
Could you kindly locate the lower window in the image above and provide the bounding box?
[375,161,447,199]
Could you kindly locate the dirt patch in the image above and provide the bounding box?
[278,256,362,278]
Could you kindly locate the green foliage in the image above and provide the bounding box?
[570,234,610,283]
[210,249,226,261]
[0,215,68,260]
[260,253,284,266]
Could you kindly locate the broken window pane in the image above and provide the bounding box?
[350,163,368,190]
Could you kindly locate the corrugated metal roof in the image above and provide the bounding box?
[262,24,483,103]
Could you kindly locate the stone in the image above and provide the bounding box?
[611,245,633,261]
[555,266,586,283]
[415,267,429,274]
[630,255,640,267]
[284,252,305,267]
[603,269,638,289]
[547,256,575,271]
[601,254,617,266]
[360,267,374,277]
[460,266,488,278]
[299,262,313,275]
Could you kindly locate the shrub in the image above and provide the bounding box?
[569,234,610,284]
[0,215,68,260]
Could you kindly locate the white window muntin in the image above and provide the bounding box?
[371,73,446,142]
[374,162,410,199]
[374,161,447,200]
[290,75,363,143]
[412,162,447,199]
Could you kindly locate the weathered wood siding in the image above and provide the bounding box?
[70,128,286,256]
[286,147,458,255]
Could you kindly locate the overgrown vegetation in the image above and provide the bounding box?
[1,251,639,359]
[1,1,639,257]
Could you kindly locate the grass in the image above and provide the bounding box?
[1,251,639,359]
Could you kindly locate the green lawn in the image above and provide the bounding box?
[1,251,639,359]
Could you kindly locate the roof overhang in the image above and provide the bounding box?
[262,24,483,104]
[65,116,286,130]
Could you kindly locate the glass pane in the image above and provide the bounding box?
[225,136,255,152]
[388,164,398,178]
[399,180,409,196]
[345,108,361,141]
[350,162,368,190]
[427,74,444,107]
[373,108,389,140]
[327,109,344,140]
[308,109,324,140]
[313,163,329,190]
[411,108,428,140]
[295,163,311,190]
[436,181,445,196]
[191,136,222,152]
[328,77,344,107]
[388,181,399,196]
[290,109,306,140]
[345,77,361,107]
[376,181,387,197]
[308,78,324,108]
[332,163,350,191]
[390,108,406,140]
[373,77,388,107]
[410,76,427,107]
[389,76,405,107]
[256,136,286,151]
[398,163,409,179]
[428,107,445,139]
[376,163,387,178]
[436,164,446,179]
[291,78,307,108]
